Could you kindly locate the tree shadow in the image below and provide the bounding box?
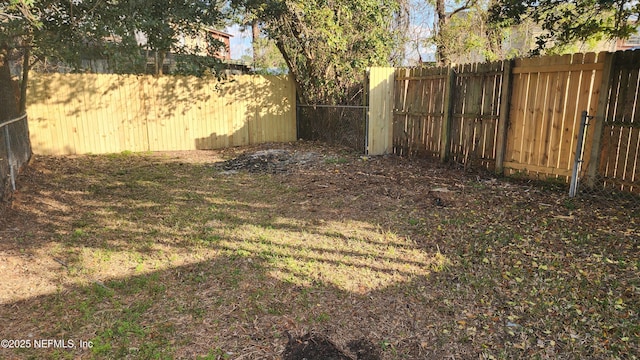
[0,154,461,359]
[26,73,295,154]
[2,149,638,359]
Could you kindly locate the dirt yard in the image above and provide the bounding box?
[0,141,638,359]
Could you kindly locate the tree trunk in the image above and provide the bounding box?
[19,45,30,114]
[156,50,166,76]
[484,0,503,61]
[274,39,306,104]
[252,19,260,65]
[434,0,450,66]
[0,44,19,122]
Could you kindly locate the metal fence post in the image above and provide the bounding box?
[3,124,15,191]
[569,111,591,197]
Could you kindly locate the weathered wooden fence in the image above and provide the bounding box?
[388,49,640,194]
[589,51,640,193]
[393,61,508,170]
[27,74,296,155]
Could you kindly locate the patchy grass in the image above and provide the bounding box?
[0,143,638,359]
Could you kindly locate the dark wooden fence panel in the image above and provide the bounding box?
[449,61,504,170]
[597,50,640,193]
[393,67,447,157]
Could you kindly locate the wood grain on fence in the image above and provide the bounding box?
[393,67,447,157]
[368,67,395,155]
[503,53,605,178]
[595,50,640,193]
[449,61,504,170]
[27,74,296,155]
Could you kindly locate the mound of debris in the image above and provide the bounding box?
[283,332,381,360]
[220,149,320,174]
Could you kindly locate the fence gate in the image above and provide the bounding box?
[296,104,369,152]
[296,74,369,152]
[296,67,395,155]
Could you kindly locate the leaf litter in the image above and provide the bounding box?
[0,141,638,359]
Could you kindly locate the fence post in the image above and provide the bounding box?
[440,66,456,162]
[495,59,513,175]
[585,51,615,188]
[367,67,395,155]
[3,125,15,191]
[569,111,591,197]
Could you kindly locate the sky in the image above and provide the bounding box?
[225,24,252,60]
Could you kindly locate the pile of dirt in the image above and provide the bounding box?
[283,332,380,360]
[219,149,320,174]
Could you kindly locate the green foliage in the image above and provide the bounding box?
[233,0,400,104]
[2,0,226,75]
[251,37,289,75]
[489,0,640,54]
[173,54,223,77]
[431,3,503,64]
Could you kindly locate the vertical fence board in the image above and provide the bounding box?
[441,67,455,161]
[368,67,395,155]
[495,60,512,174]
[503,53,605,178]
[594,50,640,192]
[27,74,296,155]
[505,62,528,170]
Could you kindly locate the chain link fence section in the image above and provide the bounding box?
[297,104,368,153]
[0,113,32,202]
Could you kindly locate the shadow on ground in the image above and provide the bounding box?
[0,142,638,359]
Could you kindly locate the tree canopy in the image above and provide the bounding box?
[232,0,401,104]
[1,0,227,75]
[489,0,640,54]
[3,0,640,115]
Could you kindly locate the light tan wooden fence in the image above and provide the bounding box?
[368,67,395,155]
[27,73,296,155]
[504,53,605,178]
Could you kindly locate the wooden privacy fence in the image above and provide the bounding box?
[386,49,640,193]
[27,73,296,155]
[590,51,640,193]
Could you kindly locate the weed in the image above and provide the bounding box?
[197,348,231,360]
[324,156,348,164]
[71,228,85,240]
[563,198,577,210]
[313,312,331,323]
